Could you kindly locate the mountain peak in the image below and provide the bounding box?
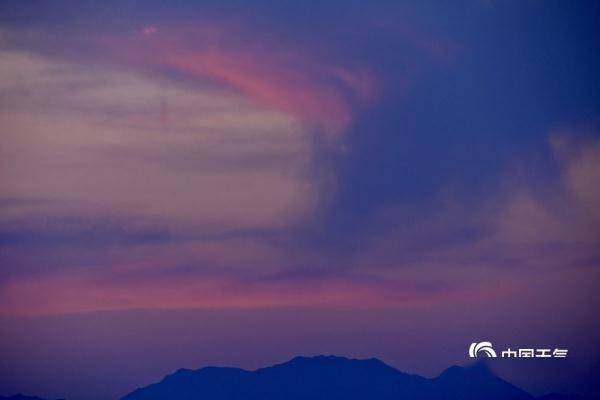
[439,360,494,378]
[286,354,386,365]
[272,354,398,375]
[173,368,193,375]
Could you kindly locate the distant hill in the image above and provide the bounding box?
[121,355,533,400]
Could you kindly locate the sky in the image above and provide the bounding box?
[0,1,599,399]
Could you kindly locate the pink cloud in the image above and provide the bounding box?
[99,23,378,135]
[141,25,158,36]
[0,267,480,316]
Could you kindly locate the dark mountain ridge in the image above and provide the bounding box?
[4,356,591,400]
[121,355,533,400]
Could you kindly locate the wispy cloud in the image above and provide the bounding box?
[96,22,378,135]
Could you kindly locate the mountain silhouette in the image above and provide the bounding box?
[2,357,592,400]
[121,355,533,400]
